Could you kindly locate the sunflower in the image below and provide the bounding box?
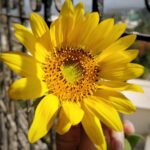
[0,0,144,149]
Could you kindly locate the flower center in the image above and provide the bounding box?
[61,62,82,84]
[43,47,99,102]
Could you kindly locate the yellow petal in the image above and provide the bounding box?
[98,49,138,64]
[55,109,72,135]
[95,47,138,66]
[62,102,84,125]
[30,13,53,51]
[37,31,54,52]
[34,42,49,63]
[79,12,100,46]
[82,104,106,150]
[109,23,127,42]
[101,63,144,81]
[50,17,63,48]
[49,21,57,48]
[30,13,49,38]
[97,81,144,92]
[0,52,43,78]
[110,96,136,114]
[61,13,74,44]
[53,0,83,46]
[88,18,114,51]
[125,63,144,79]
[95,89,136,114]
[73,2,85,32]
[14,24,36,56]
[125,49,139,62]
[95,50,130,66]
[8,78,48,100]
[103,35,136,52]
[83,97,123,131]
[60,0,74,15]
[100,63,144,81]
[68,12,99,47]
[92,23,126,54]
[58,0,75,45]
[93,18,114,40]
[67,14,84,46]
[28,94,59,143]
[14,24,50,62]
[74,2,84,18]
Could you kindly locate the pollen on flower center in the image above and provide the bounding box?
[61,62,83,84]
[43,47,99,102]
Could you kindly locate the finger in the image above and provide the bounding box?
[78,126,96,150]
[56,125,81,150]
[110,120,135,150]
[111,131,124,150]
[102,124,111,147]
[123,120,135,135]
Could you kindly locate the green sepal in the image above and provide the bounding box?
[19,101,28,108]
[124,139,132,150]
[126,134,144,149]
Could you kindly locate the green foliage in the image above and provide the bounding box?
[125,134,144,150]
[134,9,150,34]
[126,134,144,149]
[124,139,132,150]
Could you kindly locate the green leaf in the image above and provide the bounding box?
[126,134,144,149]
[124,139,132,150]
[19,101,28,108]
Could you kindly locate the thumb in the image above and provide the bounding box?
[56,125,81,150]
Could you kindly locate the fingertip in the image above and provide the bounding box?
[123,120,135,135]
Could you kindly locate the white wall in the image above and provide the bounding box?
[123,79,150,134]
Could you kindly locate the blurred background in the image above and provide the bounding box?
[0,0,150,150]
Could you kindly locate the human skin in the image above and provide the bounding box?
[56,120,135,150]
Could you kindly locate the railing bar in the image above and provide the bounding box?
[92,0,104,20]
[0,13,29,20]
[123,32,150,42]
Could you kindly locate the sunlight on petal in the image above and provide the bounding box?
[28,94,59,143]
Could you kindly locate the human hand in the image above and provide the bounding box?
[56,120,135,150]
